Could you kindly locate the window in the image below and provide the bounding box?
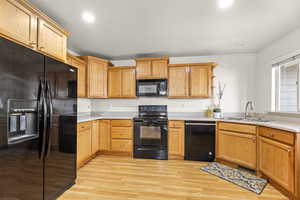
[272,59,300,112]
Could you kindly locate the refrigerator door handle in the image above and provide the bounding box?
[37,80,47,160]
[45,80,53,158]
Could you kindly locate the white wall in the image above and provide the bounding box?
[91,54,257,113]
[256,27,300,113]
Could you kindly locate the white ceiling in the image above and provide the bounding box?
[29,0,300,60]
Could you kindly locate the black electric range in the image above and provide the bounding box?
[133,105,168,160]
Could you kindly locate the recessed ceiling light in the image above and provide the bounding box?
[218,0,234,9]
[82,12,95,23]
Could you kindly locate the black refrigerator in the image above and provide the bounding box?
[0,37,77,200]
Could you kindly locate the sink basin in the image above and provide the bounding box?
[225,117,270,123]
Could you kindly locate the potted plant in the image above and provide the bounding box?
[213,108,222,119]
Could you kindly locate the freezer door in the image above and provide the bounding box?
[44,57,77,200]
[0,37,44,200]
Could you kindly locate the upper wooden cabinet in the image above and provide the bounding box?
[190,65,212,98]
[135,57,169,79]
[108,66,136,98]
[37,19,67,62]
[0,0,69,62]
[79,56,109,98]
[168,66,189,98]
[168,63,216,98]
[66,53,87,97]
[0,0,37,48]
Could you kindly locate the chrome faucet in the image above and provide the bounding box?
[245,101,254,119]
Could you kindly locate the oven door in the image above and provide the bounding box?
[134,120,167,148]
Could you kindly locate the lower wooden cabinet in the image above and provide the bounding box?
[91,120,100,154]
[168,121,185,159]
[218,130,257,169]
[77,121,92,168]
[109,120,133,154]
[99,120,111,151]
[259,136,294,192]
[111,139,133,152]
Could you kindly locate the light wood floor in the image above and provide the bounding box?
[58,155,288,200]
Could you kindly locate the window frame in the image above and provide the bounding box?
[272,59,300,113]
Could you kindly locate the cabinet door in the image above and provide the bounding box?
[152,60,168,79]
[0,0,37,48]
[99,120,111,151]
[218,131,257,169]
[190,66,212,98]
[37,19,67,62]
[88,60,107,98]
[168,127,184,156]
[111,139,132,152]
[136,61,151,79]
[168,66,189,98]
[259,137,294,192]
[77,128,92,168]
[108,68,122,98]
[122,68,136,98]
[72,58,86,98]
[91,120,100,154]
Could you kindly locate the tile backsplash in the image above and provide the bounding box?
[91,98,214,112]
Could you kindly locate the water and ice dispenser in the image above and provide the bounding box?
[8,99,38,144]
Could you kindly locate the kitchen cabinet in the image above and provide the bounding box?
[66,54,87,97]
[218,130,257,169]
[79,56,109,98]
[136,57,169,79]
[108,68,122,97]
[168,121,185,159]
[168,66,189,98]
[0,0,69,62]
[110,120,133,154]
[259,129,295,193]
[216,122,257,169]
[37,19,67,62]
[190,65,212,98]
[0,0,37,48]
[168,63,216,99]
[91,120,100,154]
[77,121,92,168]
[108,66,136,98]
[122,67,136,97]
[99,120,111,151]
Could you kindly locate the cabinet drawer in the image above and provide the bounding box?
[111,127,132,139]
[111,139,132,152]
[77,121,92,132]
[111,120,132,127]
[259,127,295,145]
[218,122,257,134]
[169,120,184,128]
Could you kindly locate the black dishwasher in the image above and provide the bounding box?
[185,121,216,162]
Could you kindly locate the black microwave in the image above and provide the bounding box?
[136,79,167,97]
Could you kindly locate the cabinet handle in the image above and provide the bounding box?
[286,149,292,153]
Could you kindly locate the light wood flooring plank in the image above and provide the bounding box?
[58,155,288,200]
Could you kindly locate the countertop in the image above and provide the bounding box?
[77,112,300,133]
